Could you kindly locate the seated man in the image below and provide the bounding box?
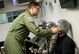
[50,19,75,54]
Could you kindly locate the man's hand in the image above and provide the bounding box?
[51,27,61,34]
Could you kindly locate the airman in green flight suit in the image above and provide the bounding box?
[4,1,61,54]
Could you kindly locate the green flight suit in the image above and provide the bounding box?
[4,10,53,54]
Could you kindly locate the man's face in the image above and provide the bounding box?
[56,24,63,33]
[31,6,40,16]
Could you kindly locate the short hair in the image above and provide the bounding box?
[28,1,40,9]
[58,19,71,33]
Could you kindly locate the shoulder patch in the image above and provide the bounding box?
[28,16,34,22]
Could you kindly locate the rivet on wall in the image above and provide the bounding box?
[54,0,56,3]
[45,2,47,5]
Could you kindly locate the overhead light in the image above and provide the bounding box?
[13,0,17,6]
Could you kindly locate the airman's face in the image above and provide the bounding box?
[31,6,40,16]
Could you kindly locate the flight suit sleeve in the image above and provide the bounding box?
[23,15,54,37]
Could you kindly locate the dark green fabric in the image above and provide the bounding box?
[59,0,70,5]
[59,0,76,8]
[4,10,53,54]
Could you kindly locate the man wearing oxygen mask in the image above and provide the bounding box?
[50,19,75,54]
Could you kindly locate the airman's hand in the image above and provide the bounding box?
[51,27,61,34]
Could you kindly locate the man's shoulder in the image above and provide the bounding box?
[64,35,75,44]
